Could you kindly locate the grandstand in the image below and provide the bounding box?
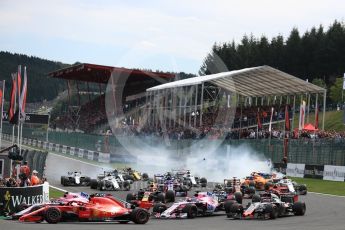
[48,63,175,133]
[145,65,326,139]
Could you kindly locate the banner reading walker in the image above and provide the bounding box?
[0,182,49,215]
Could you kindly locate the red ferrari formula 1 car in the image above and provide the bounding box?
[11,192,90,220]
[19,193,149,224]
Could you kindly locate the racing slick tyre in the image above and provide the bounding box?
[45,207,62,224]
[61,176,68,186]
[126,193,135,202]
[252,194,261,203]
[234,192,243,204]
[292,201,306,216]
[153,203,167,214]
[264,182,272,191]
[247,186,256,196]
[224,200,235,217]
[264,204,278,219]
[156,193,165,203]
[90,179,98,189]
[182,204,197,219]
[183,180,192,191]
[165,190,175,203]
[230,203,243,218]
[200,178,207,187]
[123,181,131,191]
[298,185,307,195]
[142,173,149,181]
[131,208,149,224]
[83,176,91,186]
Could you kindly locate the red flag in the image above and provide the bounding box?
[19,66,28,115]
[17,66,21,100]
[285,105,290,131]
[315,104,319,129]
[257,108,262,129]
[8,73,17,123]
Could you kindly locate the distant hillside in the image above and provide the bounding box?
[0,51,70,102]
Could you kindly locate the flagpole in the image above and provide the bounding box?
[17,66,21,153]
[0,80,5,149]
[12,83,16,145]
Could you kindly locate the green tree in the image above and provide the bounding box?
[312,78,326,89]
[329,78,344,103]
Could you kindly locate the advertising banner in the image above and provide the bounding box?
[323,165,345,182]
[0,182,49,215]
[286,163,305,178]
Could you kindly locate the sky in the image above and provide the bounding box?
[0,0,344,74]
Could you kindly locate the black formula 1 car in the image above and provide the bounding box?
[226,192,306,220]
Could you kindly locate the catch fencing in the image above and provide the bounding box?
[1,123,344,166]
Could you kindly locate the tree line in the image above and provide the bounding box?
[200,20,345,104]
[0,51,69,103]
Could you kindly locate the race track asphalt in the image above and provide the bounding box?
[2,143,345,230]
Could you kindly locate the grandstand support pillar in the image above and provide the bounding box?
[188,87,192,127]
[199,83,204,126]
[322,90,326,130]
[99,83,103,109]
[172,88,177,128]
[178,87,182,127]
[86,82,91,104]
[76,81,81,106]
[67,80,71,107]
[280,96,282,105]
[162,89,168,130]
[239,96,243,139]
[183,87,187,128]
[194,84,198,127]
[261,97,263,106]
[307,93,311,123]
[255,97,258,106]
[291,95,296,131]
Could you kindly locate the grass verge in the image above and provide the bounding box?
[290,177,345,196]
[49,186,65,199]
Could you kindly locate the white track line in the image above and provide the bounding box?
[49,185,67,193]
[308,192,345,198]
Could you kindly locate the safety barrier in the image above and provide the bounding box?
[273,163,345,182]
[0,182,49,215]
[1,133,113,164]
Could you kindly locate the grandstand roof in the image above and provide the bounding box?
[147,65,325,97]
[48,63,175,84]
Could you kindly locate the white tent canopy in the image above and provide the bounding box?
[147,65,325,97]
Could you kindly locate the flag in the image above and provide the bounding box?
[17,66,21,102]
[8,73,17,124]
[257,108,262,129]
[285,106,289,131]
[19,66,28,117]
[0,81,3,107]
[315,103,319,129]
[268,107,274,132]
[299,100,306,130]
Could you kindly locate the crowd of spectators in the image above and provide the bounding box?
[0,161,45,188]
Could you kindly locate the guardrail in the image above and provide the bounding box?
[1,133,111,164]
